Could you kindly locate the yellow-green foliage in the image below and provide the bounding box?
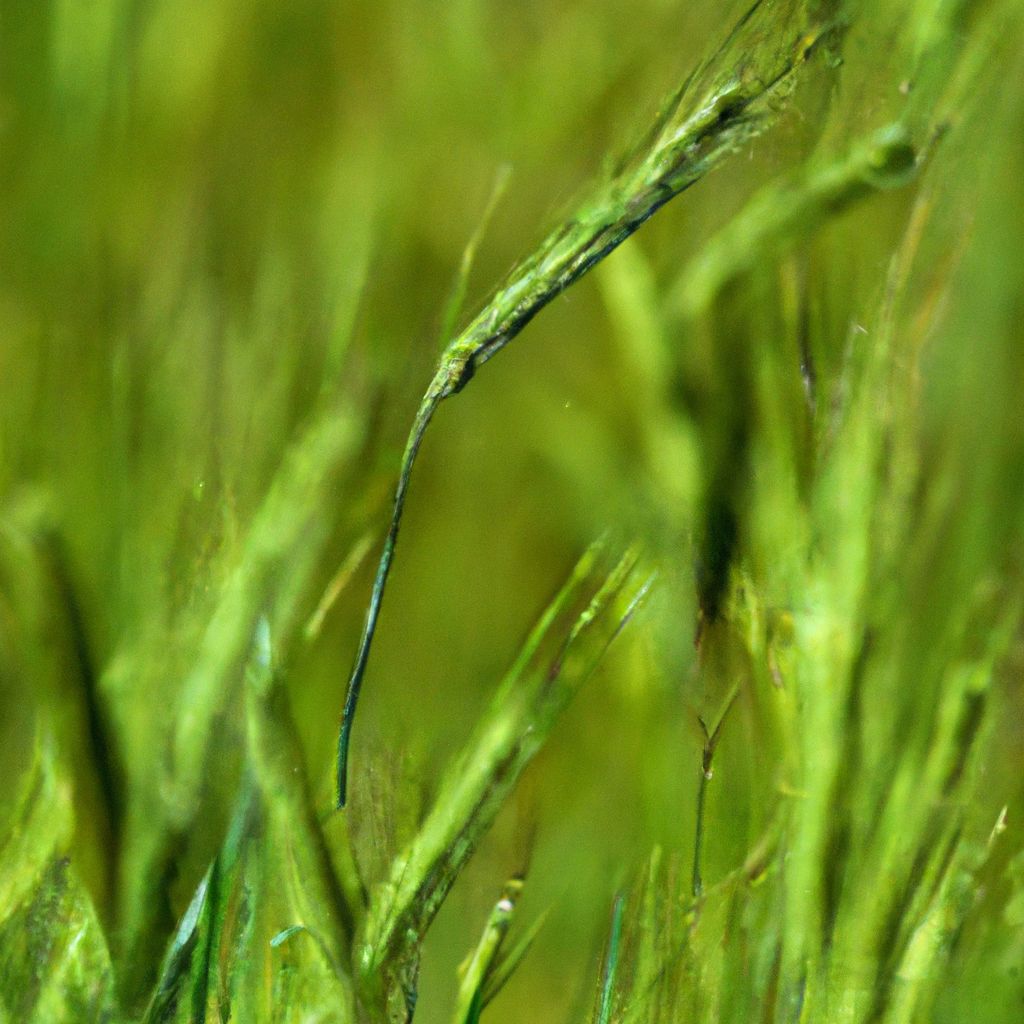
[2,2,1023,1023]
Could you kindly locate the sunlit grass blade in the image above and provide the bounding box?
[356,542,652,1014]
[114,406,364,994]
[146,618,359,1023]
[0,735,115,1023]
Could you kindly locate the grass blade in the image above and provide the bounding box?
[335,0,845,807]
[356,544,652,1012]
[452,876,524,1024]
[596,893,626,1024]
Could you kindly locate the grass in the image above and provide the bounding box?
[2,1,1024,1022]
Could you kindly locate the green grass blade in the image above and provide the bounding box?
[595,893,626,1024]
[357,545,651,1012]
[452,876,523,1024]
[335,0,845,808]
[0,737,116,1024]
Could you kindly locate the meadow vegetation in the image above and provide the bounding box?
[2,1,1023,1022]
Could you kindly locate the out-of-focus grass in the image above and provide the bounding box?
[2,1,1023,1022]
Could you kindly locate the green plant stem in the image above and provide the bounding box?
[691,691,738,900]
[596,893,626,1024]
[452,877,523,1024]
[336,389,443,807]
[336,0,846,807]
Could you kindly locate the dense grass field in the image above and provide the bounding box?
[2,1,1024,1022]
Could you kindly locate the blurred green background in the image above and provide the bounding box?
[2,1,1023,1022]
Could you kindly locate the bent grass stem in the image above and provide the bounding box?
[336,0,844,807]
